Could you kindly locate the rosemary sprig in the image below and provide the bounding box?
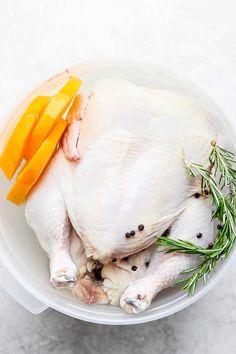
[156,141,236,296]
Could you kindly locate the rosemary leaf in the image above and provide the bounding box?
[156,142,236,296]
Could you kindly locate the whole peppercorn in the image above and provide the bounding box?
[131,265,138,271]
[196,233,202,238]
[138,224,145,231]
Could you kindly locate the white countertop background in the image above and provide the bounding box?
[1,1,236,353]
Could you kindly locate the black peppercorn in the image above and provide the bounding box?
[138,224,145,231]
[125,232,131,238]
[131,265,138,271]
[217,224,222,230]
[204,190,209,195]
[194,193,200,199]
[145,261,150,267]
[208,242,214,249]
[112,258,117,263]
[123,257,129,261]
[196,232,202,238]
[130,230,135,236]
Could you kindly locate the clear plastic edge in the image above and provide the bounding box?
[0,263,48,315]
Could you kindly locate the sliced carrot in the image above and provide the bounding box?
[7,118,67,205]
[0,96,49,180]
[24,77,82,160]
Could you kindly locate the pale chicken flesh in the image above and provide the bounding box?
[25,79,216,313]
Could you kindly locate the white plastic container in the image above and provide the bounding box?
[0,62,236,325]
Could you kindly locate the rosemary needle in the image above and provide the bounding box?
[156,142,236,296]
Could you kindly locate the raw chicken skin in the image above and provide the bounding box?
[120,197,213,313]
[25,79,215,313]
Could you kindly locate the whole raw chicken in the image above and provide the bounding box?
[25,79,216,314]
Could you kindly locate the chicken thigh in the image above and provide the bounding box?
[120,196,213,313]
[25,79,216,312]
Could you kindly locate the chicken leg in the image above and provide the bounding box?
[120,196,214,313]
[25,93,90,287]
[25,157,77,288]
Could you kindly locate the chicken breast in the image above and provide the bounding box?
[59,79,215,260]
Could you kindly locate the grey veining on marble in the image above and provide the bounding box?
[1,0,236,353]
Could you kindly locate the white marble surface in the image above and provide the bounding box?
[1,0,236,353]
